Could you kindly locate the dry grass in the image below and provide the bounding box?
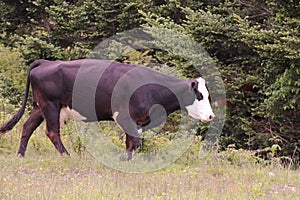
[0,117,299,200]
[0,147,299,200]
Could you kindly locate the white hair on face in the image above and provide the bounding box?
[185,77,214,122]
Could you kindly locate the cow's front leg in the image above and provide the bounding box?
[113,112,140,160]
[125,133,141,160]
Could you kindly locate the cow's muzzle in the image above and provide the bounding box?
[201,113,215,123]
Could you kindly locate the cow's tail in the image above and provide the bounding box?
[0,60,42,135]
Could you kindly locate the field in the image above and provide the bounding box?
[0,125,299,200]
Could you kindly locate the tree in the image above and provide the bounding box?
[139,0,300,162]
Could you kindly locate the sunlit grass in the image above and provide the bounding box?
[0,115,299,200]
[0,136,299,200]
[0,153,299,200]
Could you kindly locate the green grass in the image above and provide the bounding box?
[0,153,299,200]
[0,114,299,199]
[0,135,299,200]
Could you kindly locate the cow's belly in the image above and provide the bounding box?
[59,106,87,128]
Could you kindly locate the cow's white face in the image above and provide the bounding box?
[185,77,215,123]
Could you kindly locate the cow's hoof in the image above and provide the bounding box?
[60,150,70,156]
[120,153,132,161]
[132,138,141,151]
[0,131,4,137]
[17,153,25,158]
[127,152,133,160]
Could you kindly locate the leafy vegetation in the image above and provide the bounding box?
[0,0,299,166]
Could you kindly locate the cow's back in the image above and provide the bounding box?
[29,59,186,122]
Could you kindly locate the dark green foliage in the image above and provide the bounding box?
[0,0,143,64]
[0,46,26,105]
[139,0,300,163]
[19,36,64,65]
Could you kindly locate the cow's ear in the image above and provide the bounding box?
[191,80,198,91]
[190,80,203,100]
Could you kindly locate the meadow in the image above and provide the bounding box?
[0,1,299,199]
[0,121,299,200]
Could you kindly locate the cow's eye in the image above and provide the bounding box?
[195,90,203,101]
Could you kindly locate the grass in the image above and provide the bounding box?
[0,112,299,199]
[0,133,299,200]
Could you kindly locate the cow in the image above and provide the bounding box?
[0,59,214,159]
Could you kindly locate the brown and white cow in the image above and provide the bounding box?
[0,59,214,159]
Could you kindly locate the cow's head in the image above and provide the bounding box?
[185,77,215,123]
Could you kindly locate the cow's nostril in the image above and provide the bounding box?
[209,114,214,120]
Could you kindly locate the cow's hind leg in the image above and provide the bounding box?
[18,107,44,157]
[41,101,69,155]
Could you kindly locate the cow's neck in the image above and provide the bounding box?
[164,80,192,115]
